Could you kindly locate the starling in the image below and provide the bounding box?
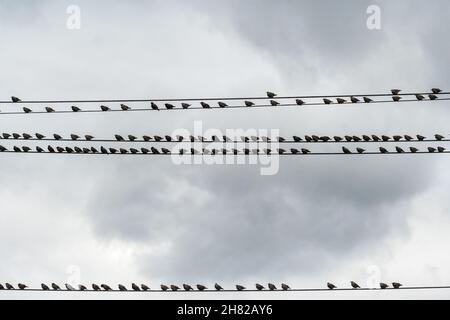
[404,135,413,142]
[100,105,110,111]
[52,283,61,290]
[18,283,27,290]
[57,147,65,153]
[255,284,265,291]
[109,148,117,154]
[244,100,255,107]
[53,134,62,140]
[380,283,389,289]
[151,102,159,110]
[350,281,360,289]
[393,135,402,141]
[379,147,388,153]
[65,284,75,291]
[431,88,442,94]
[323,98,332,104]
[0,145,7,152]
[333,136,343,142]
[143,135,152,141]
[345,135,353,142]
[391,89,401,95]
[362,135,371,142]
[92,284,101,291]
[353,136,362,142]
[120,104,130,110]
[312,135,320,142]
[85,135,94,141]
[410,147,419,153]
[118,284,127,291]
[23,107,32,113]
[70,134,80,140]
[79,285,87,291]
[415,94,425,101]
[218,102,228,108]
[236,285,246,291]
[170,285,180,291]
[267,91,277,98]
[438,147,446,153]
[161,148,170,154]
[41,283,50,290]
[23,133,32,139]
[13,146,21,152]
[201,102,211,108]
[392,96,402,102]
[100,146,108,154]
[327,282,336,290]
[152,147,160,154]
[119,148,128,154]
[131,283,140,291]
[429,94,438,100]
[183,284,193,291]
[197,284,207,291]
[141,148,149,154]
[395,146,404,153]
[71,106,81,112]
[48,146,55,153]
[165,103,175,109]
[46,107,55,113]
[435,134,445,141]
[161,285,169,291]
[83,148,90,153]
[270,100,279,106]
[363,97,373,103]
[281,283,290,291]
[342,147,352,154]
[128,135,137,141]
[417,135,426,141]
[371,135,381,141]
[268,283,277,290]
[214,283,224,291]
[22,146,31,152]
[356,148,365,154]
[130,148,138,154]
[382,135,391,141]
[321,136,331,142]
[115,134,125,141]
[392,282,402,289]
[181,103,191,109]
[141,284,150,291]
[428,147,436,153]
[350,96,360,103]
[154,135,163,141]
[11,96,21,102]
[301,148,310,154]
[336,98,346,104]
[293,136,302,142]
[295,99,305,105]
[100,284,111,291]
[36,146,44,153]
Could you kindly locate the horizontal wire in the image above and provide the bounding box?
[1,285,450,293]
[1,91,448,104]
[0,97,449,116]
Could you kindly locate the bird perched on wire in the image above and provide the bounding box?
[181,103,190,109]
[201,102,211,109]
[244,101,255,107]
[11,96,21,102]
[266,91,277,98]
[22,146,31,152]
[165,103,175,110]
[417,135,426,141]
[151,102,159,110]
[118,284,127,291]
[391,89,401,95]
[215,283,223,291]
[51,283,61,290]
[327,282,336,290]
[379,147,389,154]
[323,98,332,105]
[23,107,32,113]
[268,283,277,291]
[333,136,343,142]
[71,106,81,112]
[65,283,75,291]
[218,101,228,108]
[392,282,402,289]
[410,147,419,153]
[435,134,445,141]
[79,285,87,291]
[395,146,405,153]
[342,147,352,154]
[429,94,438,100]
[141,284,150,291]
[350,281,360,289]
[236,285,246,291]
[100,105,110,111]
[131,283,140,291]
[92,284,102,291]
[41,283,50,290]
[128,135,137,141]
[295,99,305,105]
[70,134,80,140]
[18,283,27,290]
[160,284,169,291]
[356,148,365,154]
[431,88,442,94]
[196,284,207,291]
[415,94,425,101]
[382,135,391,141]
[301,148,310,154]
[115,134,125,141]
[45,107,55,113]
[392,96,402,102]
[350,96,360,103]
[428,147,436,153]
[270,100,280,106]
[0,145,7,152]
[183,284,193,291]
[345,135,353,142]
[36,146,44,153]
[363,97,373,103]
[120,104,130,111]
[438,147,446,153]
[281,283,290,291]
[336,98,346,104]
[255,284,265,291]
[170,285,180,291]
[380,283,389,289]
[85,135,94,141]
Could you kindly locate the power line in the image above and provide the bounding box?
[0,97,448,116]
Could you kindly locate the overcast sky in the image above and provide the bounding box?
[0,0,450,299]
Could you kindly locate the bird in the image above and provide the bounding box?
[165,103,175,109]
[312,135,320,142]
[266,91,277,98]
[120,104,130,111]
[197,284,207,291]
[34,133,45,140]
[429,94,438,100]
[320,136,331,142]
[51,283,61,290]
[82,148,91,154]
[85,135,94,141]
[70,134,80,140]
[151,102,159,110]
[428,147,436,153]
[323,98,332,105]
[333,136,343,142]
[380,283,389,289]
[41,283,50,290]
[371,135,381,141]
[293,136,303,142]
[141,148,149,154]
[201,102,211,109]
[170,285,180,291]
[161,285,169,291]
[382,135,391,141]
[13,146,22,152]
[268,283,277,291]
[392,282,403,289]
[22,133,32,139]
[11,96,21,102]
[152,147,160,154]
[395,146,405,153]
[11,133,21,139]
[118,284,127,291]
[363,97,373,103]
[415,94,425,101]
[141,284,150,291]
[435,134,445,141]
[244,100,255,107]
[391,89,401,95]
[350,96,360,103]
[255,284,265,291]
[45,107,55,113]
[0,284,4,290]
[417,135,426,141]
[327,282,336,290]
[336,98,346,104]
[218,102,228,108]
[100,284,112,291]
[131,283,140,291]
[183,284,193,291]
[47,146,56,153]
[53,134,62,140]
[404,135,413,141]
[362,135,371,142]
[79,285,87,291]
[92,284,101,291]
[215,283,223,291]
[56,147,65,153]
[100,105,110,111]
[36,146,44,153]
[109,148,117,154]
[392,96,402,102]
[342,147,352,154]
[345,135,353,142]
[393,135,402,141]
[281,283,290,291]
[71,106,81,112]
[295,99,305,105]
[431,88,442,94]
[410,147,419,153]
[0,145,7,152]
[100,146,108,154]
[356,148,365,154]
[115,134,125,141]
[65,284,75,291]
[161,148,171,154]
[143,135,152,141]
[154,135,163,141]
[352,136,362,142]
[128,135,137,141]
[18,283,27,290]
[119,148,128,154]
[438,147,446,153]
[23,107,32,113]
[22,146,31,152]
[350,281,360,289]
[270,100,279,106]
[236,285,246,291]
[379,147,388,153]
[181,103,191,109]
[301,148,310,154]
[130,148,138,154]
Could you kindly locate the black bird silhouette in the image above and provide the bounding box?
[395,146,405,153]
[181,103,190,109]
[382,135,391,141]
[281,283,290,291]
[336,98,346,104]
[41,283,50,290]
[119,148,128,154]
[327,282,336,290]
[404,135,413,141]
[392,282,402,289]
[151,102,159,110]
[431,88,442,94]
[236,285,246,291]
[56,147,65,153]
[391,89,401,95]
[201,102,211,109]
[333,136,343,142]
[65,284,75,291]
[71,106,81,112]
[132,283,140,291]
[244,101,255,107]
[183,284,193,291]
[100,146,108,154]
[428,147,436,153]
[0,145,7,152]
[267,91,277,98]
[151,147,160,154]
[51,283,61,290]
[356,148,365,154]
[429,94,438,100]
[379,147,388,154]
[79,285,87,291]
[438,147,446,153]
[342,147,352,154]
[92,284,101,291]
[143,135,152,141]
[293,136,303,142]
[255,284,265,291]
[23,107,32,113]
[35,133,45,140]
[53,134,62,140]
[109,148,117,154]
[301,148,310,154]
[393,135,402,141]
[268,283,277,290]
[410,147,419,153]
[18,283,27,290]
[11,96,21,102]
[70,134,80,140]
[101,284,112,291]
[161,285,169,291]
[380,283,389,289]
[352,136,362,142]
[417,135,426,141]
[128,135,137,141]
[85,135,94,141]
[392,96,402,102]
[435,134,445,141]
[130,148,138,154]
[371,135,381,141]
[118,284,127,291]
[65,147,74,153]
[218,102,228,108]
[46,107,55,113]
[351,281,360,289]
[100,105,110,111]
[165,103,175,110]
[115,134,125,141]
[22,146,31,152]
[215,283,223,291]
[170,285,180,291]
[154,135,163,141]
[415,94,425,101]
[291,148,299,154]
[141,284,150,291]
[363,97,373,103]
[141,148,149,154]
[36,146,44,153]
[350,96,360,103]
[345,135,353,142]
[21,133,30,139]
[197,284,207,291]
[362,135,371,141]
[13,146,21,152]
[323,98,332,104]
[120,104,130,111]
[270,100,280,106]
[47,145,55,153]
[295,99,305,105]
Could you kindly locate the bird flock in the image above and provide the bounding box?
[1,88,446,114]
[0,281,405,292]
